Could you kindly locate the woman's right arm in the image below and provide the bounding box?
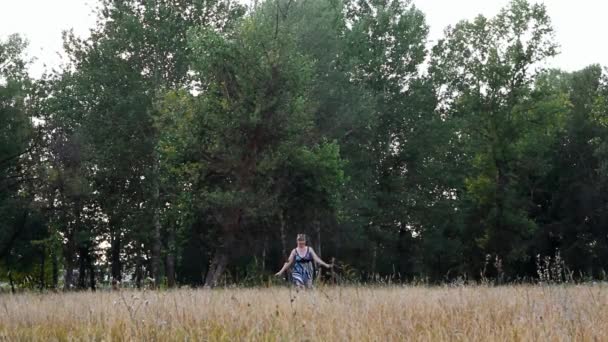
[275,250,295,276]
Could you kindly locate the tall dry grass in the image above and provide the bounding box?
[1,285,607,341]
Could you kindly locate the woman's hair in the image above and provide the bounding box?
[296,233,307,242]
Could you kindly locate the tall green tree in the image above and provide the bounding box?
[535,66,608,276]
[1,34,31,256]
[49,0,244,287]
[338,0,432,278]
[163,1,318,286]
[430,0,567,275]
[0,34,38,291]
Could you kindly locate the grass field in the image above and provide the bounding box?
[1,284,607,341]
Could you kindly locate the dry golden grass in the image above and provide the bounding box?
[1,284,607,341]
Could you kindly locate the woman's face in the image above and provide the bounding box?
[297,239,306,247]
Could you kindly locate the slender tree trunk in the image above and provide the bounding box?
[135,249,143,289]
[8,270,15,294]
[315,216,322,257]
[52,249,58,290]
[166,254,176,287]
[314,212,322,279]
[437,254,442,281]
[63,241,75,291]
[330,257,336,284]
[166,225,176,288]
[151,157,162,288]
[150,44,167,289]
[110,227,122,282]
[39,247,46,291]
[261,235,267,272]
[78,245,88,289]
[279,210,287,260]
[495,157,508,254]
[64,204,81,291]
[397,226,410,282]
[371,243,377,280]
[165,243,175,287]
[89,253,96,291]
[198,234,207,286]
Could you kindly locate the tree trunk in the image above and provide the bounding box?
[39,247,45,291]
[437,254,442,281]
[204,250,229,287]
[166,254,176,287]
[279,210,287,260]
[397,226,411,282]
[330,257,336,284]
[261,235,267,272]
[135,250,143,289]
[314,213,322,279]
[89,253,96,291]
[494,157,508,255]
[166,225,176,288]
[64,203,81,291]
[52,249,58,290]
[204,229,236,287]
[371,243,377,280]
[151,157,162,288]
[63,241,75,291]
[110,228,122,282]
[8,270,15,294]
[315,216,322,257]
[78,245,88,289]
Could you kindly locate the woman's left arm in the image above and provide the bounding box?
[310,248,332,268]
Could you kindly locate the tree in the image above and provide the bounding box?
[430,0,566,275]
[535,66,608,276]
[338,0,432,278]
[156,0,329,286]
[48,0,245,288]
[0,35,41,291]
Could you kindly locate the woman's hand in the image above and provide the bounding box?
[275,271,283,277]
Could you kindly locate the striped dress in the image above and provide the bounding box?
[291,247,314,287]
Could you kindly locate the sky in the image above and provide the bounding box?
[0,0,606,78]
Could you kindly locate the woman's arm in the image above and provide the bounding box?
[275,250,295,276]
[310,248,332,268]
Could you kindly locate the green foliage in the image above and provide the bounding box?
[0,34,31,193]
[0,34,51,290]
[429,0,568,274]
[3,0,608,287]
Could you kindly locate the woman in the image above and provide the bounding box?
[275,233,332,288]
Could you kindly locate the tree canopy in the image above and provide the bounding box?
[1,0,607,290]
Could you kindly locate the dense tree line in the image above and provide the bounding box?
[1,0,607,290]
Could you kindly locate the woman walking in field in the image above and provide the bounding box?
[275,234,332,289]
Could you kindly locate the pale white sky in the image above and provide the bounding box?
[0,0,606,78]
